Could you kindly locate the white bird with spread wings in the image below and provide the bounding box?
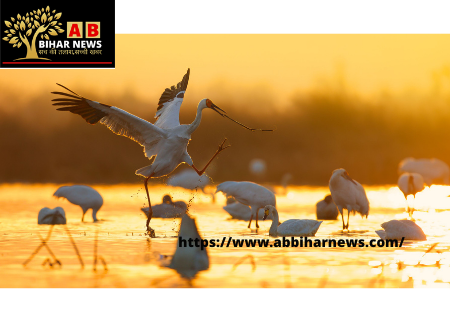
[52,69,272,237]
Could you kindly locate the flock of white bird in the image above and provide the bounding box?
[39,159,447,237]
[35,69,450,278]
[36,157,446,278]
[318,158,450,240]
[38,185,103,224]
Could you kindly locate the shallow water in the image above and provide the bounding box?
[1,183,450,288]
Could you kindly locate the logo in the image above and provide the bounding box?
[3,6,64,61]
[0,1,115,68]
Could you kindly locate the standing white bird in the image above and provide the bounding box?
[316,194,339,220]
[399,157,449,185]
[329,169,369,231]
[38,207,67,225]
[167,169,215,202]
[263,205,322,237]
[167,213,209,279]
[216,181,276,228]
[52,69,272,236]
[141,194,187,218]
[375,219,426,240]
[53,185,103,222]
[397,172,425,218]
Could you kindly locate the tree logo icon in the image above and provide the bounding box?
[2,6,64,60]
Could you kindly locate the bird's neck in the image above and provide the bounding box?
[269,208,279,235]
[187,107,203,134]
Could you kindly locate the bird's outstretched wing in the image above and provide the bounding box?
[52,84,167,158]
[154,68,190,129]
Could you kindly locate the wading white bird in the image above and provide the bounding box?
[167,169,215,202]
[52,69,272,236]
[216,181,276,228]
[53,185,103,222]
[375,219,426,241]
[167,213,209,279]
[399,158,449,185]
[316,195,339,220]
[141,194,187,218]
[263,205,322,237]
[329,169,369,231]
[397,172,425,218]
[38,207,67,225]
[223,197,267,221]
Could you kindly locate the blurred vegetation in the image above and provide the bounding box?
[2,73,450,186]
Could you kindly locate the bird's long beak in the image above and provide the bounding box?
[344,172,357,185]
[210,103,227,115]
[211,103,273,132]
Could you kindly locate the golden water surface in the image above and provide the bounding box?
[1,183,450,288]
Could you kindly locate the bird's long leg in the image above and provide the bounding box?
[191,138,231,176]
[92,208,99,222]
[82,209,87,222]
[255,207,260,229]
[248,214,253,228]
[144,174,155,237]
[337,206,345,231]
[346,209,350,231]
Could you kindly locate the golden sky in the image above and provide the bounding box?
[2,34,450,107]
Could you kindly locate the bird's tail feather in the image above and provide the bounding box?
[136,165,153,177]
